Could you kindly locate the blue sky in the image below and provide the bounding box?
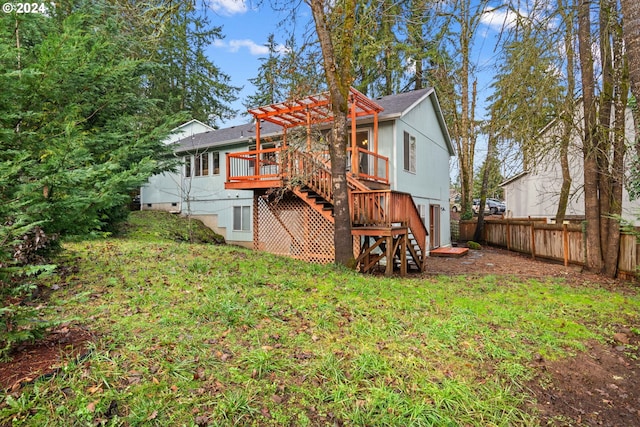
[204,0,298,127]
[203,0,524,129]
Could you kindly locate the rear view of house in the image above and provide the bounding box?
[141,88,455,274]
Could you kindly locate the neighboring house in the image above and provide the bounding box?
[141,87,455,274]
[140,119,215,213]
[500,107,640,225]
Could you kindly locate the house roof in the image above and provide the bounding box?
[499,171,530,187]
[375,87,455,156]
[173,120,282,152]
[376,88,431,119]
[173,87,454,154]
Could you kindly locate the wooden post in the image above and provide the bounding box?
[385,235,393,276]
[530,221,536,260]
[400,229,408,276]
[506,218,511,251]
[373,111,379,178]
[255,120,261,151]
[350,95,357,174]
[363,237,370,272]
[306,108,311,151]
[563,223,569,267]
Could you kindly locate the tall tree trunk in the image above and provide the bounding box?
[603,9,628,278]
[597,0,615,253]
[556,0,576,223]
[473,132,497,242]
[456,0,477,217]
[621,0,640,103]
[555,120,572,223]
[578,0,603,272]
[308,0,355,266]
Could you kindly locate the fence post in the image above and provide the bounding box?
[506,219,511,251]
[530,221,536,260]
[563,223,569,267]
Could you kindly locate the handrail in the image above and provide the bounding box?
[226,146,389,186]
[287,150,334,203]
[227,147,282,182]
[348,147,389,184]
[350,190,427,258]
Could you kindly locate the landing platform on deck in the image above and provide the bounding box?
[430,247,469,258]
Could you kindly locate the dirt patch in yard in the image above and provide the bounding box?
[424,244,621,286]
[424,244,640,426]
[0,324,94,392]
[527,335,640,426]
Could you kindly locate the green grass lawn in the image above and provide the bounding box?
[2,212,639,426]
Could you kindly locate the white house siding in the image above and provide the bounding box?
[164,119,214,144]
[390,97,452,248]
[501,107,640,225]
[141,142,255,246]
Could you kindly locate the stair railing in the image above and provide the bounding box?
[350,190,427,259]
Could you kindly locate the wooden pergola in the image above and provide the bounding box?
[247,87,384,172]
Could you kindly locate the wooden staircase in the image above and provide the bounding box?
[290,152,428,275]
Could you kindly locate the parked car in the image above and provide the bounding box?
[473,198,506,215]
[486,198,506,214]
[450,195,461,213]
[472,198,487,214]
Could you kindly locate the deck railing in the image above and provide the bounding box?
[350,147,389,184]
[226,146,389,187]
[350,190,428,256]
[226,147,282,184]
[287,150,334,203]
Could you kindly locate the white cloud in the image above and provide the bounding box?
[208,0,248,15]
[213,39,271,56]
[481,7,526,31]
[230,39,270,55]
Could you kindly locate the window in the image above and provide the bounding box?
[184,153,211,178]
[194,153,209,176]
[403,131,416,173]
[184,156,191,177]
[212,152,220,175]
[233,206,251,231]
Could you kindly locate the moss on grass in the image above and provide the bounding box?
[118,211,225,244]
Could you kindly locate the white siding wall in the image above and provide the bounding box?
[503,108,640,225]
[376,95,453,247]
[140,144,254,244]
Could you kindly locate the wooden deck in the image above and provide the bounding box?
[430,247,469,258]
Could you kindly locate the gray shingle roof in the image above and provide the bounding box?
[173,120,281,152]
[172,88,435,152]
[376,88,432,119]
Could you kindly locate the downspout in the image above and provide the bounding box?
[392,121,398,190]
[350,94,357,173]
[373,110,379,178]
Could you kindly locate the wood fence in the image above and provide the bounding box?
[457,218,639,280]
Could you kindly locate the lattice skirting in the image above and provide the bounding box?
[254,192,359,264]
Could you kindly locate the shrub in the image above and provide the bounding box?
[1,226,60,360]
[467,241,482,250]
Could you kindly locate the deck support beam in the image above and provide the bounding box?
[353,227,410,276]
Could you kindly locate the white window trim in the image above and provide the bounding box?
[233,205,251,232]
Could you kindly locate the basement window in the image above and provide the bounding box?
[233,206,251,231]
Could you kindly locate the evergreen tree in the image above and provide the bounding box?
[137,1,240,127]
[0,3,179,238]
[244,34,285,109]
